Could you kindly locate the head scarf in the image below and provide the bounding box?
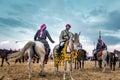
[40,24,46,38]
[98,39,103,45]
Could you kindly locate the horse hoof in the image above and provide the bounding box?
[102,70,105,73]
[71,77,74,80]
[39,74,46,77]
[0,76,4,80]
[29,77,32,80]
[79,68,81,71]
[54,72,57,75]
[113,69,115,71]
[0,65,3,67]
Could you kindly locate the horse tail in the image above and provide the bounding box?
[9,41,35,59]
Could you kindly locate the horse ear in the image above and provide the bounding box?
[79,32,81,36]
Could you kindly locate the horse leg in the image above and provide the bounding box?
[98,60,102,68]
[53,53,59,75]
[37,58,39,63]
[74,60,77,69]
[63,60,67,80]
[82,59,84,69]
[22,56,24,63]
[113,58,116,71]
[94,54,97,68]
[15,58,21,64]
[95,60,97,68]
[14,58,18,64]
[109,59,112,70]
[77,60,79,69]
[119,61,120,68]
[113,63,115,71]
[39,57,45,76]
[33,57,35,63]
[19,59,21,63]
[102,60,107,72]
[79,60,81,70]
[70,60,73,80]
[54,59,58,75]
[5,57,10,65]
[1,58,4,67]
[76,60,78,69]
[28,57,32,79]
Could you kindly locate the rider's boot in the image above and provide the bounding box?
[44,49,50,64]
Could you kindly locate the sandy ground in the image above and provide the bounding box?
[0,60,120,80]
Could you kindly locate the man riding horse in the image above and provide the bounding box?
[57,24,73,56]
[94,39,107,60]
[34,24,55,64]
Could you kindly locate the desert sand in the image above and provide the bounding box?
[0,60,120,80]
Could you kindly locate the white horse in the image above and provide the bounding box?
[9,41,46,79]
[94,49,108,72]
[53,32,80,80]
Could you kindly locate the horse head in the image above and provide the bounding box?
[67,32,81,52]
[72,32,81,50]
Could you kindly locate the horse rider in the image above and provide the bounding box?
[34,24,55,64]
[95,39,107,55]
[57,24,72,56]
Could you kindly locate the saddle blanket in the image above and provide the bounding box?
[97,50,103,58]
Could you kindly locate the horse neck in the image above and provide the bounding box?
[74,38,79,43]
[74,39,80,50]
[62,40,74,52]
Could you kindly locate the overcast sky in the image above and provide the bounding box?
[0,0,120,56]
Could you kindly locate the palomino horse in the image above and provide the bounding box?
[9,41,46,79]
[53,32,80,80]
[74,49,87,70]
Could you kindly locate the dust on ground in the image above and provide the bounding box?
[0,60,120,80]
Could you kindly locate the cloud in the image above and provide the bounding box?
[0,0,120,56]
[0,17,24,27]
[103,36,120,45]
[73,8,120,45]
[0,40,9,45]
[0,40,27,50]
[89,6,107,16]
[106,10,120,30]
[108,43,120,51]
